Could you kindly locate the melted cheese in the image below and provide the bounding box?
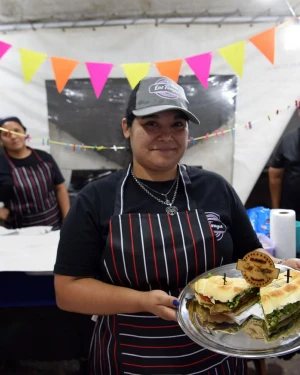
[193,275,252,303]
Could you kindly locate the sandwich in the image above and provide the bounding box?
[190,275,259,333]
[190,268,300,341]
[258,270,300,342]
[193,275,259,315]
[187,299,252,334]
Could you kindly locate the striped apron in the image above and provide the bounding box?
[89,166,247,375]
[5,148,61,230]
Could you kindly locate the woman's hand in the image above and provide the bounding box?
[257,249,300,271]
[140,290,179,321]
[0,207,9,221]
[282,258,300,271]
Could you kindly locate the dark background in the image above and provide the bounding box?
[245,108,300,209]
[46,75,237,167]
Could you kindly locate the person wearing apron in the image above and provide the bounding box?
[269,126,300,221]
[0,116,70,229]
[54,77,300,374]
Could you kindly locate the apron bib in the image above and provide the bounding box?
[5,148,61,229]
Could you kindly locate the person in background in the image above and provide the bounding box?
[0,116,70,229]
[268,112,300,220]
[54,76,300,375]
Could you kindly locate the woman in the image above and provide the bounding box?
[54,77,300,375]
[0,117,70,229]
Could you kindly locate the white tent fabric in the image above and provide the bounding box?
[0,0,297,24]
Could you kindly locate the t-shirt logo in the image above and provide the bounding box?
[205,212,227,241]
[149,78,180,99]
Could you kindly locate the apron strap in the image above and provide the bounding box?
[4,150,16,168]
[178,164,197,211]
[114,164,131,215]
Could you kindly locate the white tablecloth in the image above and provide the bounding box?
[0,231,60,272]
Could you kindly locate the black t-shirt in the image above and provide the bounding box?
[0,149,65,204]
[270,128,300,217]
[55,166,261,277]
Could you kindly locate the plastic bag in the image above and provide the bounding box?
[246,206,270,236]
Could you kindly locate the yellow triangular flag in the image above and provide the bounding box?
[19,48,48,84]
[121,63,151,89]
[218,41,246,78]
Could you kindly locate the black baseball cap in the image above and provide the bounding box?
[126,76,200,124]
[0,117,27,131]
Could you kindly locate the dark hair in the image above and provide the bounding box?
[0,117,27,132]
[122,82,141,160]
[126,112,135,127]
[125,81,142,127]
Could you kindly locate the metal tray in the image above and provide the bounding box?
[177,263,300,359]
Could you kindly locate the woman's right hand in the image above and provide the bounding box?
[140,290,179,321]
[0,207,9,221]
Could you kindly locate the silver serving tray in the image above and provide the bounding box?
[177,263,300,359]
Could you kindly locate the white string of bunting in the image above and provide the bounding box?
[0,100,298,151]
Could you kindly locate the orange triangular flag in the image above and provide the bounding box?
[249,27,275,64]
[155,59,183,82]
[50,57,79,92]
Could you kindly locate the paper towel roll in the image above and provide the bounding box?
[270,209,296,259]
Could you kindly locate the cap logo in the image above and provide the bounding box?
[149,78,181,100]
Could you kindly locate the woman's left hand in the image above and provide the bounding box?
[282,258,300,270]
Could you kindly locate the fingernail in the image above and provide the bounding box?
[173,300,180,307]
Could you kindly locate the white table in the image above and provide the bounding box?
[0,230,60,272]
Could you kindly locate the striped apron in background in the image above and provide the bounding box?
[5,148,61,230]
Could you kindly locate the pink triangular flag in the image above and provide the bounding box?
[185,52,212,89]
[85,62,113,98]
[0,41,12,60]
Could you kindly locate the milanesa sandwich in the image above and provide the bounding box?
[191,275,259,333]
[193,275,260,315]
[257,270,300,342]
[187,301,252,334]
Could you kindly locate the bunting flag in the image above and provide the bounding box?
[249,27,275,64]
[85,62,114,98]
[154,59,183,82]
[218,41,246,78]
[0,40,12,60]
[50,57,79,93]
[19,49,48,83]
[121,62,151,89]
[0,18,290,93]
[185,52,212,89]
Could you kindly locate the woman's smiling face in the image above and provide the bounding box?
[122,110,189,175]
